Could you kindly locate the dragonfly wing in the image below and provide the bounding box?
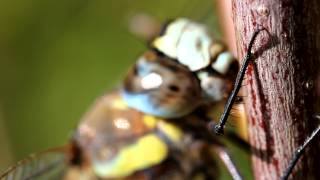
[0,147,69,180]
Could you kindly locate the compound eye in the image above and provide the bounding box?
[123,64,146,93]
[123,52,164,93]
[122,51,203,118]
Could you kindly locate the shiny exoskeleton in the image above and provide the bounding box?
[0,18,245,180]
[122,17,319,180]
[0,92,241,180]
[72,92,219,179]
[123,18,239,119]
[1,15,314,180]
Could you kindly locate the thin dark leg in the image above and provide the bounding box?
[281,116,320,180]
[212,29,264,135]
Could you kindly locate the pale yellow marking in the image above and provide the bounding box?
[93,134,168,178]
[111,99,128,110]
[234,104,249,141]
[157,120,183,142]
[143,115,158,128]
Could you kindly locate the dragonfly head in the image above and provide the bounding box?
[122,50,202,118]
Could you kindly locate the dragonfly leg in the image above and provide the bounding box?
[281,115,320,180]
[210,28,264,135]
[212,144,243,180]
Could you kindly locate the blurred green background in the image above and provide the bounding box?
[0,0,251,179]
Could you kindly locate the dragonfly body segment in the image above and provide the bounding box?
[73,92,218,179]
[1,92,220,180]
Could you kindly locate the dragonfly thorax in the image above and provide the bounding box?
[73,92,189,179]
[152,18,238,103]
[152,18,236,74]
[152,18,212,71]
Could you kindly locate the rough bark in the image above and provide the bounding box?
[217,0,320,179]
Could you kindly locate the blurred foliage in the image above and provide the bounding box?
[0,0,252,179]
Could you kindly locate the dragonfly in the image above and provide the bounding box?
[1,14,317,180]
[123,18,239,119]
[120,17,320,180]
[0,13,245,180]
[0,91,243,180]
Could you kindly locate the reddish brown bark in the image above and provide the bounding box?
[217,0,320,179]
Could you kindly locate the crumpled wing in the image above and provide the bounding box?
[0,147,68,180]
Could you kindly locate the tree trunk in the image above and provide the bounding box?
[217,0,320,179]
